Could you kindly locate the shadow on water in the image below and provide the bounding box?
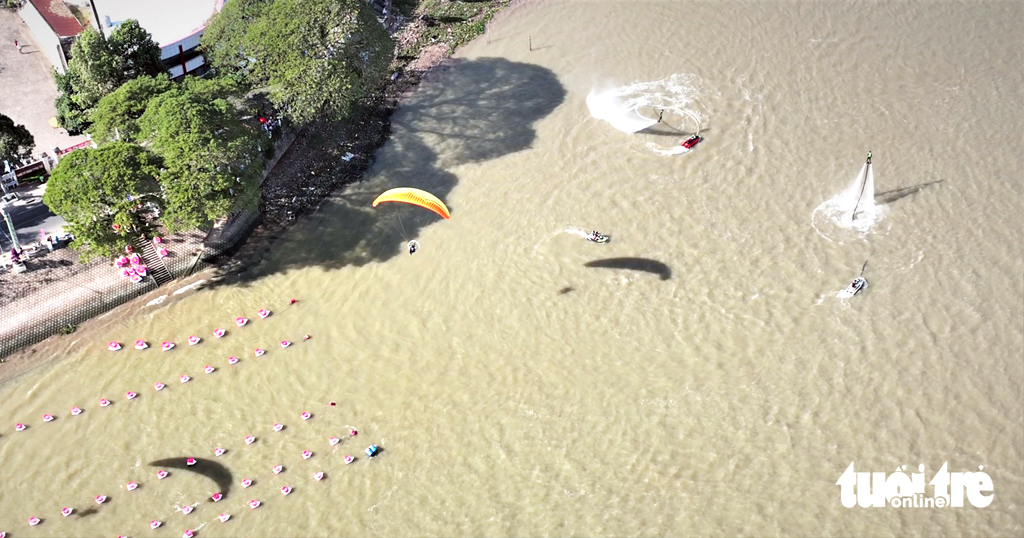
[584,257,672,280]
[210,57,565,287]
[149,457,233,499]
[558,286,575,295]
[875,180,943,205]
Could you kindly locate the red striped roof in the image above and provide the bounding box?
[28,0,85,38]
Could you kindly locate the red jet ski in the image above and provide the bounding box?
[681,134,702,149]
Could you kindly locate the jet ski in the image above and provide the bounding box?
[587,231,610,244]
[837,277,867,299]
[681,134,702,149]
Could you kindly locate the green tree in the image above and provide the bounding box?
[202,0,395,125]
[54,22,164,132]
[137,81,266,231]
[0,112,35,163]
[43,143,163,260]
[88,74,173,144]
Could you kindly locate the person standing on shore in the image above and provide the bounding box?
[15,40,22,53]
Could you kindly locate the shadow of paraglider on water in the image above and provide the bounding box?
[584,257,672,281]
[149,457,234,500]
[203,57,566,289]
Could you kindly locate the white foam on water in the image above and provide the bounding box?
[812,161,888,243]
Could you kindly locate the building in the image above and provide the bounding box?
[20,0,224,79]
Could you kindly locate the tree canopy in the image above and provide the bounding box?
[136,78,267,232]
[43,143,163,260]
[202,0,395,124]
[88,74,174,144]
[54,21,164,133]
[0,112,35,163]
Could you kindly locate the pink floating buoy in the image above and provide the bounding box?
[179,374,190,383]
[150,520,161,529]
[71,406,83,416]
[157,470,168,479]
[344,455,355,464]
[313,471,325,481]
[154,382,165,391]
[211,492,223,502]
[350,429,358,436]
[218,513,231,523]
[303,334,311,340]
[272,423,284,432]
[127,482,139,491]
[228,356,239,365]
[42,413,54,422]
[28,517,41,526]
[14,423,26,432]
[135,339,148,350]
[280,486,292,495]
[302,450,313,460]
[300,412,312,420]
[108,341,122,351]
[245,435,256,445]
[183,529,195,538]
[272,464,283,474]
[214,447,225,457]
[61,507,73,517]
[249,500,261,509]
[329,436,340,446]
[280,340,291,348]
[289,298,297,304]
[100,398,111,407]
[204,366,215,374]
[187,336,201,346]
[241,478,253,488]
[126,391,137,400]
[213,329,226,338]
[254,348,265,357]
[257,309,271,319]
[180,505,193,515]
[235,317,248,327]
[161,341,175,352]
[186,458,196,466]
[95,495,106,504]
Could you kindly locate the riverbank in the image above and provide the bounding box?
[0,0,513,375]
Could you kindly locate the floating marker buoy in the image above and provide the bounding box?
[235,317,248,327]
[245,435,256,445]
[29,517,41,526]
[214,447,226,457]
[280,486,292,495]
[280,340,291,348]
[302,450,313,460]
[272,465,283,474]
[228,356,239,365]
[61,507,73,517]
[313,471,325,481]
[241,478,253,488]
[71,406,82,416]
[344,455,355,464]
[218,513,231,523]
[99,398,111,407]
[179,375,190,384]
[135,339,148,350]
[42,414,54,422]
[257,309,271,319]
[211,492,223,502]
[183,529,194,538]
[301,412,312,420]
[127,482,138,491]
[303,334,311,340]
[154,382,165,391]
[14,423,26,432]
[180,505,193,515]
[150,520,161,529]
[213,329,226,338]
[273,423,284,432]
[108,341,122,351]
[289,299,297,304]
[187,336,201,346]
[249,500,260,509]
[186,458,196,466]
[161,341,175,352]
[329,436,340,446]
[157,470,168,479]
[95,495,106,504]
[366,445,379,458]
[204,366,215,374]
[254,348,265,357]
[126,391,137,400]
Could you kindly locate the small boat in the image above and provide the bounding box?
[681,134,702,149]
[586,231,610,244]
[837,277,867,299]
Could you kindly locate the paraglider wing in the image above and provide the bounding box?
[372,188,451,220]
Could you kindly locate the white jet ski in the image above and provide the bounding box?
[837,277,867,299]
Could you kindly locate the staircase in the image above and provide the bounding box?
[133,236,173,286]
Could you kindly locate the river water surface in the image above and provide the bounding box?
[1,1,1022,536]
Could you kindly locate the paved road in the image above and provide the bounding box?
[0,182,66,251]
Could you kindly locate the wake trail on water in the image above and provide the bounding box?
[586,74,707,155]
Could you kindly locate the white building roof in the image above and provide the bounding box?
[91,0,223,48]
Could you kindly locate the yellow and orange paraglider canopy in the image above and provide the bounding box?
[371,188,450,220]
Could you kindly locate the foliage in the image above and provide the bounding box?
[0,112,35,163]
[54,22,164,132]
[88,74,173,144]
[397,0,508,58]
[43,143,163,260]
[137,80,267,232]
[202,0,395,125]
[2,0,23,11]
